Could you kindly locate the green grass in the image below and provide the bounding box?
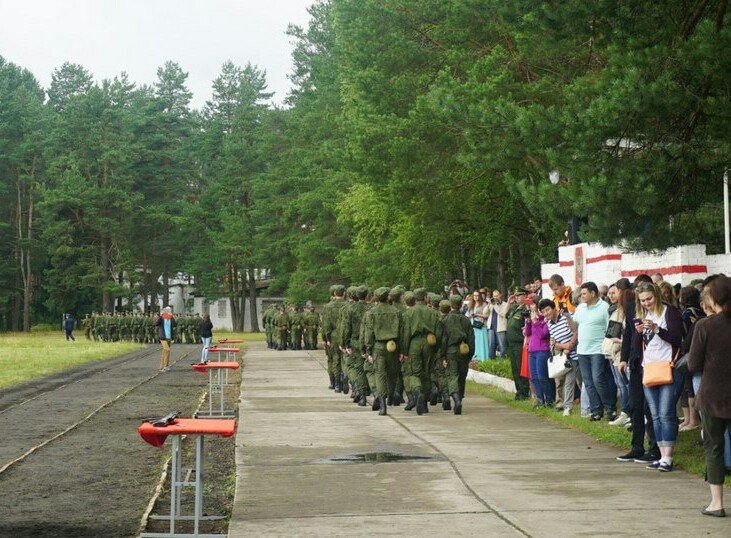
[0,331,143,389]
[467,380,725,482]
[475,358,513,379]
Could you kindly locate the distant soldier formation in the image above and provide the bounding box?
[311,285,475,418]
[262,302,321,351]
[81,312,203,344]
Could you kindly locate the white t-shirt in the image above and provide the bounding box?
[642,306,672,365]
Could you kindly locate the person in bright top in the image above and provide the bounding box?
[155,306,177,372]
[548,274,576,314]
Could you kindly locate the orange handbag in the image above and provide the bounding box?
[642,361,673,387]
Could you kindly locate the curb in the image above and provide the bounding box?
[466,369,516,394]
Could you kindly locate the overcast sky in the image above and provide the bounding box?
[0,0,313,109]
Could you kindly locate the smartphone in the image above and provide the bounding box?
[632,318,642,325]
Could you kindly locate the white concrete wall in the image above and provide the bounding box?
[542,243,726,289]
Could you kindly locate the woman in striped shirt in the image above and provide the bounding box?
[540,299,578,417]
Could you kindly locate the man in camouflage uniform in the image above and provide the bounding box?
[388,286,407,405]
[342,286,369,406]
[291,305,304,351]
[262,304,276,349]
[274,305,289,350]
[400,289,441,415]
[506,287,531,400]
[363,287,402,416]
[82,314,92,341]
[439,294,475,414]
[302,302,320,350]
[359,289,377,399]
[321,285,348,392]
[427,293,446,407]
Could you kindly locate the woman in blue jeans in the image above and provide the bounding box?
[525,300,554,407]
[634,282,683,472]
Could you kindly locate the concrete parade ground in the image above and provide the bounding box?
[230,342,730,537]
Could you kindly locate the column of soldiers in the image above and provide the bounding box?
[262,302,321,351]
[316,284,475,417]
[81,312,203,344]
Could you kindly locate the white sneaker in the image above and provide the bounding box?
[563,408,571,417]
[609,411,631,427]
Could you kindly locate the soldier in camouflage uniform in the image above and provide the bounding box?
[274,305,289,350]
[359,289,377,400]
[401,289,441,415]
[427,293,446,407]
[302,303,320,350]
[506,287,531,400]
[262,304,275,349]
[438,294,476,414]
[363,287,402,416]
[342,286,369,406]
[389,286,407,405]
[321,285,348,392]
[291,306,304,351]
[82,314,92,340]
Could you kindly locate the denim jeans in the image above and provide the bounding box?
[577,354,617,417]
[609,361,630,414]
[201,336,212,362]
[529,350,555,405]
[643,368,685,447]
[487,330,507,359]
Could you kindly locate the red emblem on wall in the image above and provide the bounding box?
[575,246,584,286]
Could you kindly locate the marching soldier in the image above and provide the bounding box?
[275,305,289,350]
[439,294,475,414]
[342,286,369,406]
[321,285,348,392]
[302,302,320,350]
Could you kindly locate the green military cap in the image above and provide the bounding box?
[439,300,451,313]
[357,285,368,300]
[347,286,358,297]
[333,284,346,295]
[305,301,313,308]
[375,287,390,302]
[389,286,404,300]
[413,288,427,301]
[403,291,416,304]
[428,293,441,307]
[513,286,529,296]
[329,285,337,294]
[449,294,463,308]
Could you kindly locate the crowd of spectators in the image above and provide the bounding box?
[459,272,731,517]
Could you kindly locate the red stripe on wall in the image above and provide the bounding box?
[586,254,622,264]
[559,261,574,267]
[620,265,707,277]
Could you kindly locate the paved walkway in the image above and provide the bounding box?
[230,343,729,537]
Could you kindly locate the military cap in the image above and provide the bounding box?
[429,293,441,307]
[449,294,463,308]
[513,286,529,296]
[389,286,405,300]
[439,300,451,313]
[329,285,337,294]
[403,291,416,305]
[305,301,313,308]
[347,286,358,298]
[356,286,368,300]
[333,284,346,295]
[413,288,427,301]
[375,287,390,302]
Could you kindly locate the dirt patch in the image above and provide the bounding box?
[0,345,241,538]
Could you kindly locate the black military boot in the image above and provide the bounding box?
[378,395,387,416]
[358,392,367,406]
[371,394,381,411]
[442,390,451,411]
[404,393,416,411]
[429,384,439,406]
[415,389,426,416]
[352,387,360,403]
[328,374,335,390]
[334,378,342,393]
[392,391,403,406]
[452,393,462,415]
[341,374,349,395]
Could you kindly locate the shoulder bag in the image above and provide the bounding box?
[548,351,572,379]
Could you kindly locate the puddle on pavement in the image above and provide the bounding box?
[314,451,444,464]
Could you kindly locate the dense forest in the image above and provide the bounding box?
[1,0,729,331]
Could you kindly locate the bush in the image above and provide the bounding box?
[476,358,513,379]
[31,323,60,332]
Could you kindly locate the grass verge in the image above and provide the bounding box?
[0,331,143,389]
[467,380,726,482]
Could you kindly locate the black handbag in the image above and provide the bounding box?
[605,320,622,339]
[674,352,689,375]
[471,318,484,329]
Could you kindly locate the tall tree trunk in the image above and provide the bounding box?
[100,236,112,312]
[247,264,259,332]
[162,269,170,308]
[11,266,20,332]
[496,248,508,297]
[229,264,240,329]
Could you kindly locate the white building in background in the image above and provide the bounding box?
[541,243,731,294]
[135,273,282,331]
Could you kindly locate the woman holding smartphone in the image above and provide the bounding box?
[634,282,683,472]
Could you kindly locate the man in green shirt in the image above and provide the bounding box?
[506,287,531,400]
[439,295,475,414]
[364,287,402,415]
